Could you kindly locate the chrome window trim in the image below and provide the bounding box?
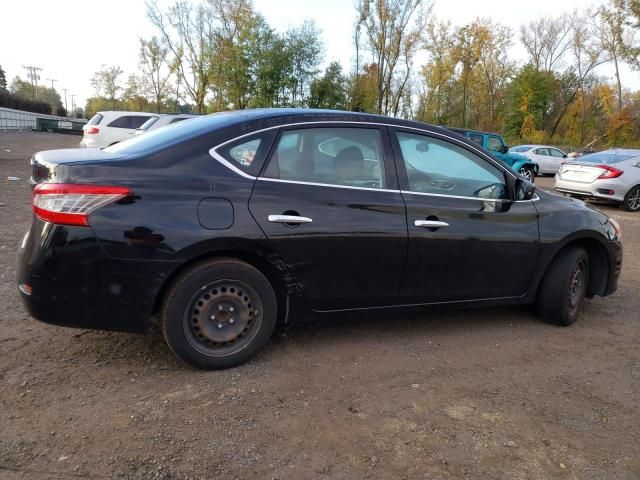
[209,120,517,179]
[259,177,398,193]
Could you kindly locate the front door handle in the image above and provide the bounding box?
[268,214,313,224]
[414,220,449,228]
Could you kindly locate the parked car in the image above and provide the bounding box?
[448,128,539,181]
[135,114,199,136]
[555,148,640,212]
[510,145,569,174]
[79,111,158,148]
[18,109,622,369]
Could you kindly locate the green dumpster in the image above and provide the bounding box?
[35,117,86,135]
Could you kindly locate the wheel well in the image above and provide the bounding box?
[546,238,610,297]
[152,251,289,321]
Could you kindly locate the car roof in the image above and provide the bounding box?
[448,127,502,136]
[599,148,640,156]
[97,111,161,116]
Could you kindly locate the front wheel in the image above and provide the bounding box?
[536,247,589,326]
[161,258,278,369]
[621,186,640,212]
[519,166,536,182]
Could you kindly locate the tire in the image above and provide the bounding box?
[621,186,640,212]
[161,258,278,369]
[536,247,589,326]
[519,166,535,182]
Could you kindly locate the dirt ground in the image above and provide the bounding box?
[0,131,638,480]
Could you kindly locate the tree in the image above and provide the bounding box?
[595,2,630,111]
[139,36,172,112]
[285,20,323,106]
[90,65,124,108]
[10,76,64,113]
[356,0,431,115]
[520,15,572,73]
[0,65,7,93]
[309,62,347,109]
[147,0,216,113]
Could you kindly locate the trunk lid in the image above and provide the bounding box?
[557,163,605,183]
[30,148,126,185]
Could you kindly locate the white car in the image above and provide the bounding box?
[509,145,569,175]
[134,114,198,136]
[555,149,640,212]
[79,111,159,148]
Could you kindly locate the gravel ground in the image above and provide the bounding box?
[0,131,638,480]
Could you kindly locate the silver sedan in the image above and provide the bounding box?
[555,149,640,212]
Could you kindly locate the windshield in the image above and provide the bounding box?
[511,146,532,152]
[578,151,637,164]
[103,112,235,155]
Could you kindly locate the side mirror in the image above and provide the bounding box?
[515,178,536,201]
[563,153,568,158]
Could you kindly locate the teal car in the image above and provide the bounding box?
[449,128,538,182]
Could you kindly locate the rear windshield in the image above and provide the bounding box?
[578,152,637,164]
[87,113,103,126]
[138,116,160,131]
[511,146,532,152]
[103,112,236,155]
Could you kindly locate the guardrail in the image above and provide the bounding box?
[0,106,86,131]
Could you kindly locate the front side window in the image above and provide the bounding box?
[534,148,550,156]
[549,148,566,158]
[263,127,386,189]
[396,132,507,200]
[487,136,504,152]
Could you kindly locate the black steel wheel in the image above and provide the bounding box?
[621,186,640,212]
[161,258,277,369]
[537,247,589,326]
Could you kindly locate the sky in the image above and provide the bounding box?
[2,0,637,112]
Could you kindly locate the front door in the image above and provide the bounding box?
[391,129,540,304]
[249,125,407,311]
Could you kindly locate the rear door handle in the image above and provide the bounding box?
[268,215,313,224]
[414,220,449,228]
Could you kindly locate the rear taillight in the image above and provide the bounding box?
[33,183,131,226]
[597,165,623,179]
[86,127,99,134]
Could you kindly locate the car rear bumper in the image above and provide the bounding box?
[16,218,176,332]
[554,177,626,203]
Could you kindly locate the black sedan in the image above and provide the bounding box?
[17,109,623,369]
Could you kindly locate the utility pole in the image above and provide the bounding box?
[22,65,43,100]
[62,88,69,117]
[71,94,76,117]
[47,78,58,90]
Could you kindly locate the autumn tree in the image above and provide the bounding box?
[139,36,173,113]
[356,0,431,116]
[0,65,7,93]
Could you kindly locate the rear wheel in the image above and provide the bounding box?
[621,186,640,212]
[537,247,589,326]
[161,258,278,369]
[519,166,535,182]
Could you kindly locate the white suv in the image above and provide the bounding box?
[80,111,159,148]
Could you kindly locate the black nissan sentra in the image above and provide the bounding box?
[17,109,623,369]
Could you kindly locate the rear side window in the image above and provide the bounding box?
[87,113,103,126]
[534,148,549,155]
[108,115,153,129]
[468,133,483,146]
[262,127,386,189]
[549,148,566,158]
[216,130,277,176]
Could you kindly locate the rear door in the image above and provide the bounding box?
[391,128,539,304]
[249,124,408,311]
